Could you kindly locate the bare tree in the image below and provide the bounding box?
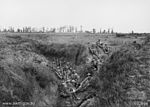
[42,27,45,33]
[75,27,78,33]
[108,29,110,34]
[100,29,102,34]
[93,28,96,34]
[111,29,114,34]
[103,29,106,34]
[80,25,83,32]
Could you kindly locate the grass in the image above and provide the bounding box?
[0,32,149,107]
[35,42,88,65]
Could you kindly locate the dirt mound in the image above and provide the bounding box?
[95,41,150,106]
[35,43,88,65]
[0,35,59,107]
[0,35,90,107]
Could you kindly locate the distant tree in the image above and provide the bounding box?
[103,30,106,34]
[100,29,102,34]
[75,27,78,33]
[80,25,83,32]
[42,27,45,33]
[63,26,65,32]
[17,29,21,33]
[8,27,14,32]
[22,27,25,32]
[108,29,110,34]
[93,28,96,34]
[111,29,114,34]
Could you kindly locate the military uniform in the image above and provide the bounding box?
[96,39,101,47]
[70,72,80,88]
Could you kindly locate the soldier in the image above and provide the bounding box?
[102,44,108,53]
[56,66,60,71]
[57,68,63,79]
[76,73,92,93]
[69,68,74,80]
[70,71,80,88]
[66,68,71,80]
[69,67,73,72]
[65,64,69,69]
[87,73,92,77]
[66,81,76,93]
[100,42,104,48]
[86,56,93,64]
[91,56,98,71]
[65,80,81,101]
[61,81,71,97]
[66,62,70,66]
[96,39,101,46]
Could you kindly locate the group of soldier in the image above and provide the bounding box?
[88,39,111,71]
[96,39,110,55]
[52,60,79,92]
[51,39,111,105]
[52,59,93,103]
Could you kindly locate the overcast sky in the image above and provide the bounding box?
[0,0,150,33]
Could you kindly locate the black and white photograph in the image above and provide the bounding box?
[0,0,150,107]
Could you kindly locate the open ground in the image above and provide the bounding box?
[0,32,149,107]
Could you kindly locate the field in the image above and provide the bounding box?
[0,32,150,107]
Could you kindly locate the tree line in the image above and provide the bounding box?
[0,26,114,34]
